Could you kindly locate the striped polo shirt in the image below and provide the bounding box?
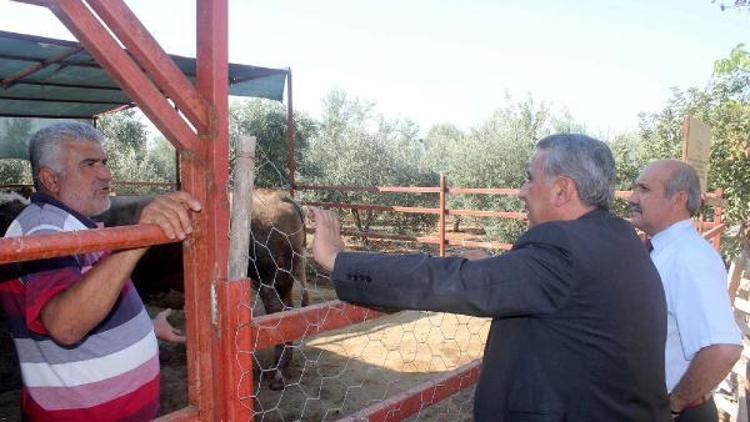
[0,193,159,421]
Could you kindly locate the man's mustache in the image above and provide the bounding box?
[628,204,642,214]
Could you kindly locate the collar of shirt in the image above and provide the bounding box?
[650,219,695,254]
[30,192,98,229]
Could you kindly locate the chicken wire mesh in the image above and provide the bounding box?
[229,189,488,421]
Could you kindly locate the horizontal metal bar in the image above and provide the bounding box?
[304,201,441,215]
[0,224,178,265]
[0,52,106,71]
[447,209,527,220]
[704,196,726,207]
[339,359,482,421]
[338,228,441,244]
[112,181,177,187]
[446,239,512,250]
[230,68,289,84]
[0,181,176,190]
[305,226,441,244]
[0,113,99,119]
[0,52,50,64]
[1,46,84,89]
[0,29,78,47]
[251,300,386,350]
[306,226,511,251]
[6,80,122,91]
[0,95,127,105]
[304,202,526,219]
[448,187,519,196]
[297,184,441,194]
[702,223,725,240]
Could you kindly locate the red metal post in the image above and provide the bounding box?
[220,279,254,418]
[439,174,447,257]
[286,67,296,197]
[194,1,232,420]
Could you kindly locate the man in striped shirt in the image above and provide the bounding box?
[0,121,201,421]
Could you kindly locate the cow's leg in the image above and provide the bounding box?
[270,274,296,390]
[292,250,309,307]
[257,273,295,391]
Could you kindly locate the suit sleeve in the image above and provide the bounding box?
[331,223,575,318]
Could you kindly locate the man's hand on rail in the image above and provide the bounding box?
[138,191,203,241]
[309,207,345,273]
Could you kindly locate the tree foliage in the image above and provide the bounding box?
[299,88,438,234]
[632,45,750,255]
[229,99,318,189]
[424,96,582,243]
[98,109,176,195]
[1,45,748,257]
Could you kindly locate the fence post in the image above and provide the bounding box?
[439,174,447,257]
[714,188,724,250]
[229,135,256,280]
[287,68,296,198]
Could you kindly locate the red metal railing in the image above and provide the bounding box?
[340,360,482,422]
[0,224,175,264]
[0,181,177,191]
[299,182,725,256]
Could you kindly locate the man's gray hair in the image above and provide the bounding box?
[536,134,615,209]
[663,160,702,217]
[29,121,105,190]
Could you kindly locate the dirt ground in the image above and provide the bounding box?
[249,279,488,421]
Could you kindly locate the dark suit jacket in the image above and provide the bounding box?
[332,209,669,421]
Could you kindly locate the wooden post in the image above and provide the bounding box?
[229,136,256,280]
[286,68,296,198]
[439,174,447,257]
[714,188,724,250]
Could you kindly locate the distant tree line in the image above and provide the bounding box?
[1,46,748,256]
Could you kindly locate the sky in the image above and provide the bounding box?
[1,0,749,136]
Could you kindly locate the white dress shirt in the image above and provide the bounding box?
[650,219,741,392]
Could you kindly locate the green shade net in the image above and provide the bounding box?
[0,30,289,159]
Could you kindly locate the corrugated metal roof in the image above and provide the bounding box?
[0,30,288,119]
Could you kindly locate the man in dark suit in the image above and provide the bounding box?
[311,134,670,421]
